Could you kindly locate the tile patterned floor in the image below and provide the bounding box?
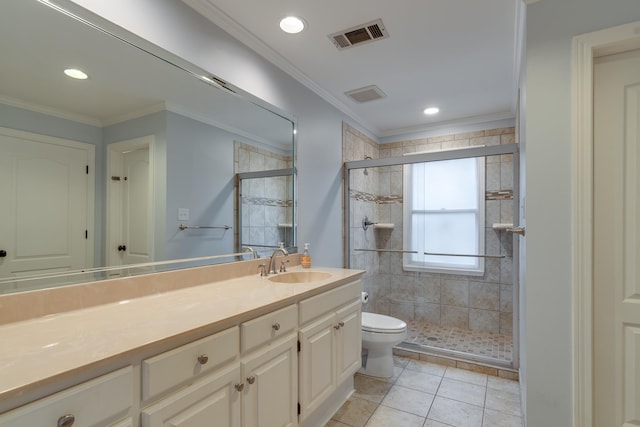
[326,356,522,427]
[405,321,513,362]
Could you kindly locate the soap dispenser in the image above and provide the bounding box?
[301,243,311,268]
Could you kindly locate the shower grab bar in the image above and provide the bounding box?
[354,248,419,254]
[179,224,232,231]
[424,252,505,259]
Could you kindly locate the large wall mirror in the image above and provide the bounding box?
[0,0,296,293]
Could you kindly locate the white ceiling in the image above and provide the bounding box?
[184,0,521,138]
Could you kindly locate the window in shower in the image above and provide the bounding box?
[402,157,485,275]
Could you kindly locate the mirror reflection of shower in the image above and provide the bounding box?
[343,123,520,369]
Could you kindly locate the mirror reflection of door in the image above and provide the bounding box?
[0,127,94,284]
[107,136,154,267]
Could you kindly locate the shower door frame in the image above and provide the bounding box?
[344,143,521,370]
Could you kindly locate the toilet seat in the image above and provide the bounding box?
[362,312,407,334]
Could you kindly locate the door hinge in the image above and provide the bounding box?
[85,230,88,239]
[86,165,89,174]
[297,340,300,352]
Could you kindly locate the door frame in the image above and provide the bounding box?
[106,135,155,266]
[572,20,640,427]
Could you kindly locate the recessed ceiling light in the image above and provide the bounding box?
[423,107,439,115]
[280,16,305,34]
[64,68,88,80]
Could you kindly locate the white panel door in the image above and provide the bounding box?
[122,147,151,265]
[0,128,92,287]
[594,48,640,427]
[107,137,153,268]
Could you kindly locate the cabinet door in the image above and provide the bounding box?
[141,364,241,427]
[298,313,336,421]
[336,300,362,384]
[242,335,298,427]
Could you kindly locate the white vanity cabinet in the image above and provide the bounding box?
[0,367,133,427]
[0,270,364,427]
[142,305,298,427]
[297,281,362,421]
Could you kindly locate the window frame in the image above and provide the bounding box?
[402,156,485,276]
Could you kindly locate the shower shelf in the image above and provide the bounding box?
[373,223,394,230]
[492,223,513,230]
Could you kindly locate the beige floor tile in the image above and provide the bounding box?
[437,377,487,407]
[405,359,447,376]
[444,367,488,386]
[395,369,442,394]
[423,420,453,427]
[365,405,425,427]
[333,397,378,427]
[428,396,484,427]
[380,385,435,417]
[483,408,523,427]
[393,355,411,368]
[353,375,393,403]
[485,387,522,417]
[325,420,352,427]
[487,376,520,394]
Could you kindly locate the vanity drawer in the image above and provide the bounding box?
[142,326,239,401]
[241,304,297,353]
[0,367,132,427]
[299,281,361,325]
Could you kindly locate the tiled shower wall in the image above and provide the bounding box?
[344,123,516,336]
[234,142,293,258]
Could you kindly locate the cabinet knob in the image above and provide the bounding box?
[247,375,256,384]
[58,414,75,427]
[0,250,7,258]
[272,322,281,331]
[197,354,209,365]
[334,321,345,330]
[339,321,345,327]
[235,383,245,391]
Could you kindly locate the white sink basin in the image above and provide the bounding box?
[268,271,331,283]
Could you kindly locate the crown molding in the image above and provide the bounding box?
[0,94,102,127]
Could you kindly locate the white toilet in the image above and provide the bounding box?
[360,312,408,378]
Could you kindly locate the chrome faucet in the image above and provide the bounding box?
[269,247,289,274]
[241,246,258,259]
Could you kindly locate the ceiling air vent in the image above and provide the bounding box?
[345,85,386,103]
[329,19,389,51]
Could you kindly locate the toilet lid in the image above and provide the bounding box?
[362,312,407,333]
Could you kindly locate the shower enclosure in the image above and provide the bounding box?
[344,128,520,370]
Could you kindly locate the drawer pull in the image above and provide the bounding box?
[197,354,209,365]
[235,383,245,391]
[247,375,256,384]
[58,414,75,427]
[272,322,281,331]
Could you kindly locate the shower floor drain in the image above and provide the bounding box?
[427,337,438,342]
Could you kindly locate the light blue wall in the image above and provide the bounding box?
[164,111,235,260]
[525,1,640,425]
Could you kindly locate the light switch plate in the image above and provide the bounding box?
[178,208,189,221]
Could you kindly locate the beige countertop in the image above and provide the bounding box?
[0,265,363,409]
